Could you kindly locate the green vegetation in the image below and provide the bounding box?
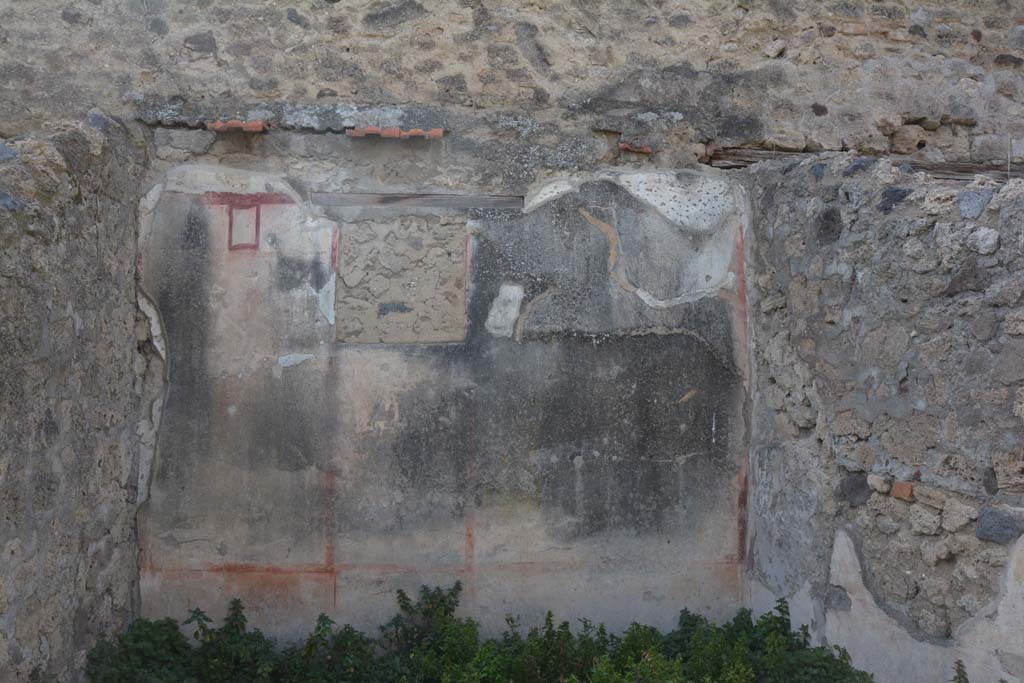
[87,582,874,682]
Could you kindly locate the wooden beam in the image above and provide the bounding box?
[311,192,524,209]
[709,147,1024,182]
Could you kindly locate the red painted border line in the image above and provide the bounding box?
[227,204,260,251]
[204,192,294,207]
[144,557,738,578]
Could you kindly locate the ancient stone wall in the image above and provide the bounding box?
[746,154,1024,681]
[0,119,150,680]
[3,0,1024,168]
[4,1,1024,682]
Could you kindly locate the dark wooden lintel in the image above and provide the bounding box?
[709,147,1024,182]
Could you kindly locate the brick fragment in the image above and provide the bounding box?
[619,141,653,154]
[345,126,444,139]
[205,119,267,133]
[891,480,914,501]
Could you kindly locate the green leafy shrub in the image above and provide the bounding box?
[87,584,880,683]
[85,618,192,682]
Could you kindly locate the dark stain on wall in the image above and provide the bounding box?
[339,180,742,540]
[350,326,739,539]
[151,197,213,500]
[276,254,328,291]
[817,207,843,244]
[241,367,339,473]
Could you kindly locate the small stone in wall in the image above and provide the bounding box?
[877,186,914,213]
[891,126,925,154]
[759,293,786,313]
[975,506,1024,544]
[876,514,901,534]
[153,128,216,157]
[991,450,1024,490]
[835,473,873,507]
[1004,310,1024,335]
[850,443,877,471]
[1008,24,1024,50]
[910,601,951,639]
[957,188,994,219]
[764,130,806,152]
[763,39,787,58]
[966,227,1000,255]
[874,113,901,136]
[984,273,1024,307]
[363,0,427,29]
[910,504,942,535]
[941,497,978,533]
[867,473,891,493]
[921,539,953,565]
[862,322,910,369]
[1012,387,1024,424]
[184,31,217,55]
[972,310,999,340]
[913,485,946,509]
[902,236,939,273]
[946,254,988,296]
[994,339,1024,385]
[339,318,363,338]
[834,410,872,439]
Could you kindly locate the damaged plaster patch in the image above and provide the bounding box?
[826,530,951,682]
[524,178,576,211]
[612,171,736,234]
[137,289,167,362]
[826,530,1024,683]
[134,287,168,506]
[526,169,744,311]
[136,396,163,504]
[335,215,467,343]
[526,170,740,234]
[485,283,525,337]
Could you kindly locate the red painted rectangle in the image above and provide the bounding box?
[228,205,260,251]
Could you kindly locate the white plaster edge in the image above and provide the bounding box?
[825,529,1023,683]
[136,289,167,362]
[522,168,743,237]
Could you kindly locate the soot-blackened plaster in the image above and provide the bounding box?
[137,165,750,637]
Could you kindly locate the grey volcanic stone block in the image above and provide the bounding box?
[975,506,1024,544]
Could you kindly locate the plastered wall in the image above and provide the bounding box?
[136,161,751,638]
